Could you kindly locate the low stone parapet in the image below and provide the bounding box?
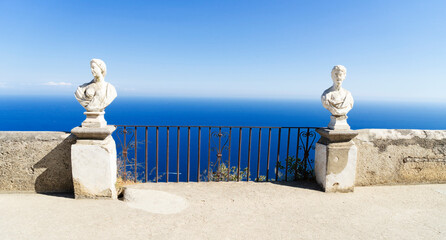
[0,131,75,192]
[354,129,446,186]
[2,129,446,194]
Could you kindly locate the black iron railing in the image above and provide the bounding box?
[113,125,319,183]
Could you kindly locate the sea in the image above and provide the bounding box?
[0,96,445,131]
[1,96,445,182]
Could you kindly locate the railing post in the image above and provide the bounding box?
[275,128,281,181]
[197,127,201,182]
[145,127,148,182]
[134,126,138,182]
[166,127,169,183]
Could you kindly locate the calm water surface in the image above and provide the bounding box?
[0,96,445,131]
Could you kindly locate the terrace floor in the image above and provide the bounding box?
[1,182,445,240]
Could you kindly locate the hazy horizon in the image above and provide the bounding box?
[1,93,446,105]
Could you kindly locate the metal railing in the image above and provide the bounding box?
[113,125,320,183]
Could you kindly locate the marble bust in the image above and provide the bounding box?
[75,59,117,112]
[321,65,354,130]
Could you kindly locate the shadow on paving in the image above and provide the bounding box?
[270,179,322,192]
[37,192,75,199]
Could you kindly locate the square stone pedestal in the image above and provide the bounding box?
[71,126,117,199]
[315,128,358,193]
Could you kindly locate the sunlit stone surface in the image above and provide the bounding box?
[71,136,117,199]
[321,65,354,130]
[74,59,117,128]
[75,59,117,113]
[315,129,358,193]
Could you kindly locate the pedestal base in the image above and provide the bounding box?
[71,127,117,199]
[315,128,358,193]
[82,112,107,128]
[72,125,116,140]
[328,115,350,131]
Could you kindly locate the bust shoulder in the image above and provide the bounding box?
[323,87,351,98]
[321,86,334,99]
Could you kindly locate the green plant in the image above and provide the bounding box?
[257,175,267,182]
[203,160,269,182]
[278,156,314,181]
[203,161,248,181]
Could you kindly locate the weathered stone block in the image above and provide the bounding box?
[71,136,117,199]
[315,128,358,193]
[354,129,446,186]
[0,132,75,193]
[315,142,357,192]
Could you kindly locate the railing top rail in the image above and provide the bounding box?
[114,125,321,129]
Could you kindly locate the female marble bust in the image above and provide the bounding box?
[75,59,117,112]
[321,65,354,130]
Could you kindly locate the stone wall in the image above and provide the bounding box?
[354,129,446,186]
[2,129,446,192]
[0,132,75,192]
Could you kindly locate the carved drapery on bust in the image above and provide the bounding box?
[75,59,117,112]
[321,65,354,130]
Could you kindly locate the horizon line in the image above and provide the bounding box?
[0,93,445,105]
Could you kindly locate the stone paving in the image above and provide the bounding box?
[1,182,445,240]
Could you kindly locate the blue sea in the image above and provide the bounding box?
[1,96,445,131]
[1,96,445,182]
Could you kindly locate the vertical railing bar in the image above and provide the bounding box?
[134,127,137,183]
[256,128,262,182]
[295,128,301,181]
[177,127,180,183]
[187,127,191,182]
[285,128,291,182]
[166,127,169,183]
[227,128,232,182]
[156,127,159,183]
[304,128,310,178]
[123,126,127,181]
[237,128,242,181]
[208,127,211,182]
[266,128,271,182]
[117,125,315,184]
[217,127,222,181]
[275,128,282,181]
[145,127,148,183]
[197,127,201,182]
[247,128,252,182]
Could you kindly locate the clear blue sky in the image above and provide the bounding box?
[0,0,445,102]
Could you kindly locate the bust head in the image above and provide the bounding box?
[331,65,347,87]
[90,59,107,81]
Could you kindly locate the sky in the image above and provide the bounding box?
[0,0,445,102]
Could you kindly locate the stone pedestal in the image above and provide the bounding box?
[71,126,117,199]
[327,115,350,131]
[315,128,358,193]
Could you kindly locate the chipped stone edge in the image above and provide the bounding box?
[355,129,446,142]
[73,178,116,200]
